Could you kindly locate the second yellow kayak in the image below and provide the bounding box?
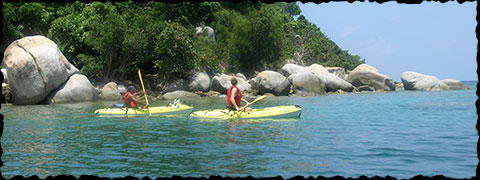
[190,105,302,119]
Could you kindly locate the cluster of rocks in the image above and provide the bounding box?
[0,35,469,105]
[2,35,98,105]
[401,72,468,91]
[143,63,467,100]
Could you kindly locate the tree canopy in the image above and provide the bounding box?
[2,1,365,87]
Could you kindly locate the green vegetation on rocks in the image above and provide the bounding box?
[2,1,365,89]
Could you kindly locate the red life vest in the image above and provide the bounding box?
[227,86,242,106]
[124,91,137,108]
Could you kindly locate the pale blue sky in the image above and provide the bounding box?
[299,1,477,81]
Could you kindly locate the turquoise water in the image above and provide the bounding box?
[1,81,477,179]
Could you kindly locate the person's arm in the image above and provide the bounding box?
[230,88,240,110]
[240,98,251,110]
[241,98,249,105]
[128,94,145,107]
[133,92,149,108]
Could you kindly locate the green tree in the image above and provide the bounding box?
[192,36,221,74]
[274,2,301,17]
[2,2,23,51]
[120,3,164,77]
[289,15,365,70]
[48,2,88,67]
[152,2,221,28]
[3,1,366,85]
[154,21,195,80]
[232,5,289,75]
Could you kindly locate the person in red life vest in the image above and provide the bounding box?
[227,77,252,112]
[124,85,149,109]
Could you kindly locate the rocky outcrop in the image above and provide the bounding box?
[309,64,354,92]
[288,73,326,96]
[281,63,312,77]
[44,74,98,104]
[401,72,467,91]
[99,82,122,101]
[281,64,354,92]
[326,67,346,79]
[159,78,190,93]
[163,90,200,100]
[159,72,211,93]
[401,71,446,91]
[250,70,290,96]
[211,74,251,94]
[236,73,247,81]
[194,26,215,41]
[3,35,79,104]
[346,64,395,91]
[189,72,210,92]
[441,79,468,90]
[196,90,222,97]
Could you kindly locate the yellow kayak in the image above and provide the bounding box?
[94,104,193,117]
[190,105,302,119]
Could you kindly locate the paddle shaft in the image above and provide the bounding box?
[240,95,266,110]
[138,69,151,116]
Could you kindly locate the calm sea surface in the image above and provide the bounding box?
[1,81,477,179]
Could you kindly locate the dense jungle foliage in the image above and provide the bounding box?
[2,1,365,87]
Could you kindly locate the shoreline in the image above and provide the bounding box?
[4,85,479,107]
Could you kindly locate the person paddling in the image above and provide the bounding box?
[124,85,149,109]
[227,77,252,112]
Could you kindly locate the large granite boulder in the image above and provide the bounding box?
[288,73,326,96]
[309,64,354,92]
[211,74,251,94]
[401,72,466,91]
[281,63,313,77]
[117,85,127,95]
[346,64,395,91]
[159,78,190,94]
[282,64,354,92]
[44,74,98,104]
[159,72,211,93]
[99,82,122,101]
[3,35,79,104]
[250,70,290,96]
[441,79,468,90]
[189,72,210,92]
[236,73,247,81]
[194,26,215,41]
[326,67,346,79]
[163,90,200,100]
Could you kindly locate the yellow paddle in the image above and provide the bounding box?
[138,69,151,116]
[240,95,266,111]
[230,95,266,118]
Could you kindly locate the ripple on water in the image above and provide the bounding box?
[0,88,476,179]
